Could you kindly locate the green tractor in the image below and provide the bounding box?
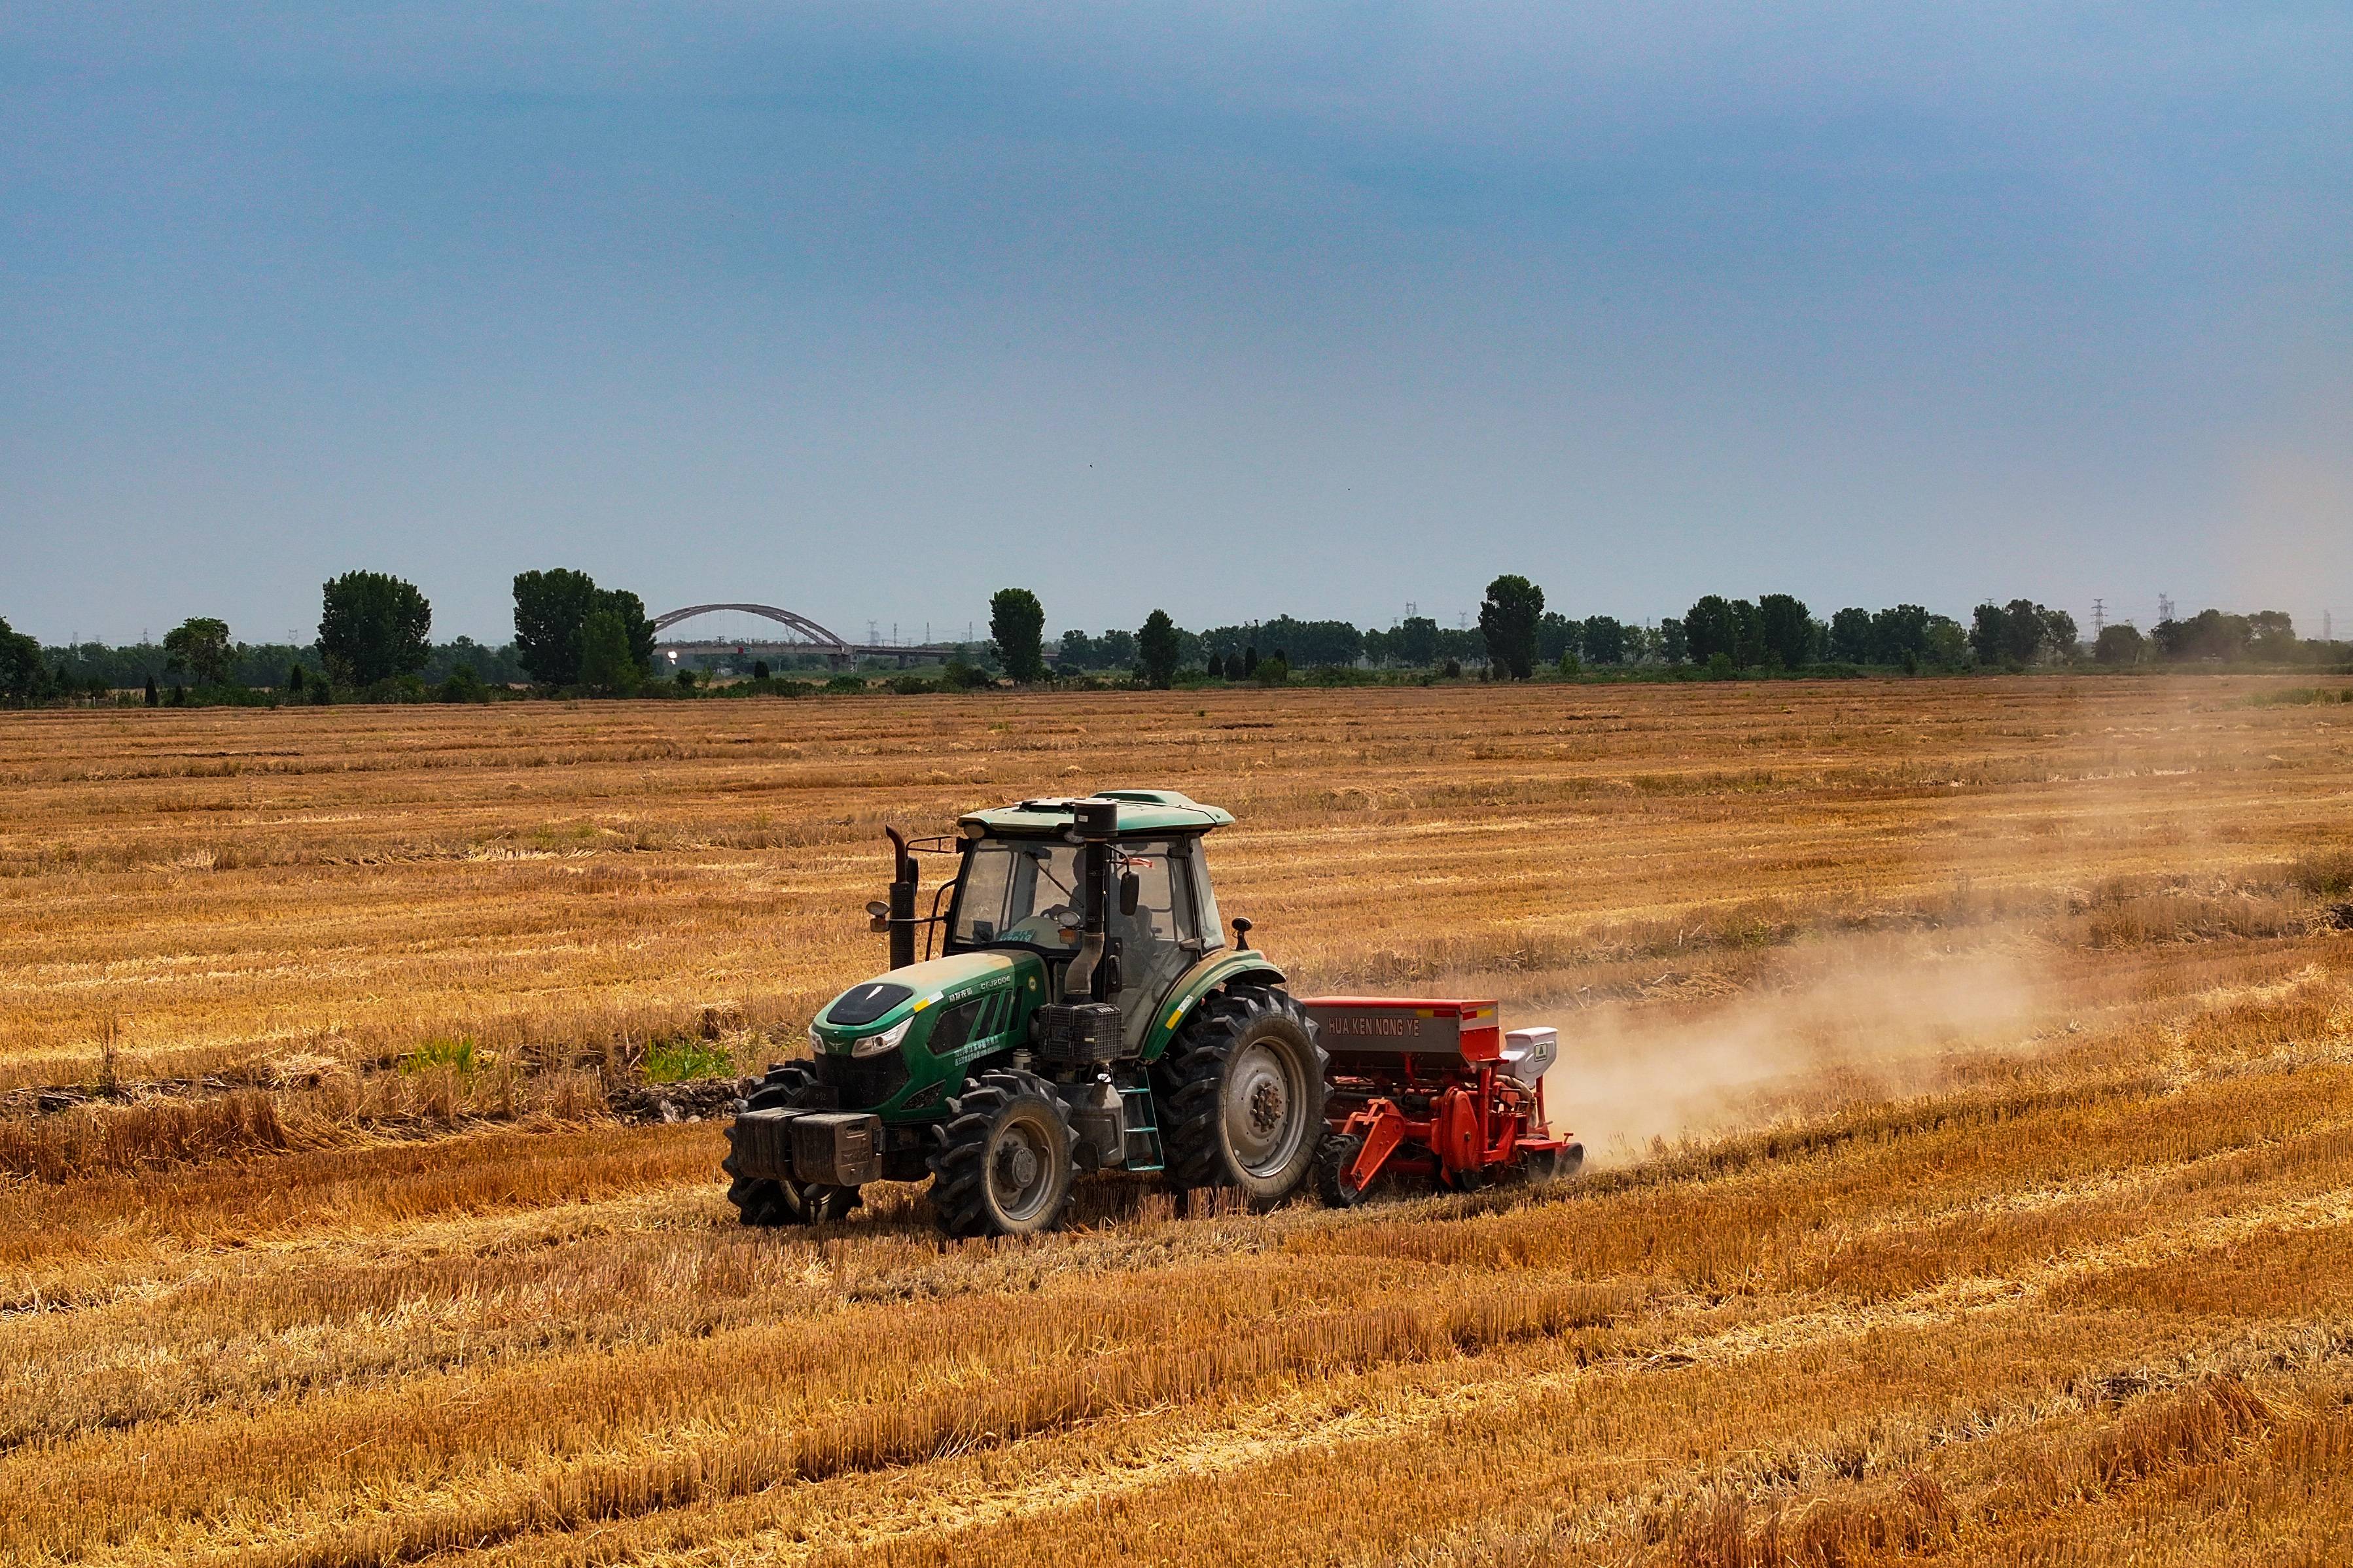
[723,791,1328,1237]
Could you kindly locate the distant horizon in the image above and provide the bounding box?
[23,583,2331,655]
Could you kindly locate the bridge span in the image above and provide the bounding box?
[650,602,970,667]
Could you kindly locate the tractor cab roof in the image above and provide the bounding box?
[959,789,1232,839]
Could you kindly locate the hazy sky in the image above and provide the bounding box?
[5,3,2349,646]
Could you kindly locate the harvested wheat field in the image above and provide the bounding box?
[5,675,2353,1566]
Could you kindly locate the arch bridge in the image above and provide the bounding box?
[650,603,957,668]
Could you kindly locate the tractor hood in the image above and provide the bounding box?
[810,950,1043,1053]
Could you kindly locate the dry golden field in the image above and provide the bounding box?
[4,675,2353,1566]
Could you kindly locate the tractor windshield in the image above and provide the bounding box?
[950,839,1088,949]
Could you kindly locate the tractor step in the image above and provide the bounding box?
[1119,1084,1164,1172]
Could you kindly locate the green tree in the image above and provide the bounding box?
[1683,596,1739,665]
[1392,616,1439,668]
[1729,600,1767,668]
[1968,602,2009,665]
[1536,611,1578,665]
[319,571,431,686]
[2041,608,2080,661]
[1659,617,1689,664]
[1869,605,1932,665]
[576,609,641,695]
[989,589,1047,682]
[1923,616,1970,667]
[601,589,656,674]
[512,570,654,685]
[1255,616,1362,668]
[1254,652,1290,686]
[2155,608,2254,661]
[1579,616,1626,665]
[1756,594,1811,670]
[1137,609,1181,688]
[2248,611,2298,661]
[1478,574,1545,679]
[1828,608,1873,664]
[512,569,603,686]
[0,616,52,705]
[2094,624,2147,665]
[2001,599,2048,664]
[162,617,234,686]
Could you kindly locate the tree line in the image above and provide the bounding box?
[8,569,665,707]
[4,571,2345,707]
[1010,578,2346,690]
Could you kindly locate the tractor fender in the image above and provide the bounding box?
[1139,949,1288,1065]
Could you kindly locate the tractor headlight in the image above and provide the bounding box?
[848,1017,913,1058]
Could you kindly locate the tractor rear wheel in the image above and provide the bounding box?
[725,1062,861,1227]
[928,1068,1076,1238]
[1158,984,1328,1206]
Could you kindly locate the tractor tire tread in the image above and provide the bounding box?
[927,1068,1076,1239]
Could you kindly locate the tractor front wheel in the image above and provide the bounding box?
[1159,984,1328,1206]
[728,1176,860,1227]
[928,1069,1077,1238]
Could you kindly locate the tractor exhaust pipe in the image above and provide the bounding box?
[1061,799,1117,1001]
[884,827,918,971]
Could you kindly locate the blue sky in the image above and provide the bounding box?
[4,3,2348,645]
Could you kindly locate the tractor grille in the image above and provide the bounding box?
[813,1051,910,1109]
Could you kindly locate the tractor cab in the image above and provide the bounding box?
[941,792,1229,1053]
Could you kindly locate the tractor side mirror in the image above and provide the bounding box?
[867,899,890,933]
[1119,872,1141,917]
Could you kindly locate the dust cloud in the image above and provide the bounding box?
[1541,936,2052,1165]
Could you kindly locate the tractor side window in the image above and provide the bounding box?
[1116,842,1182,941]
[1187,839,1223,947]
[1167,848,1203,945]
